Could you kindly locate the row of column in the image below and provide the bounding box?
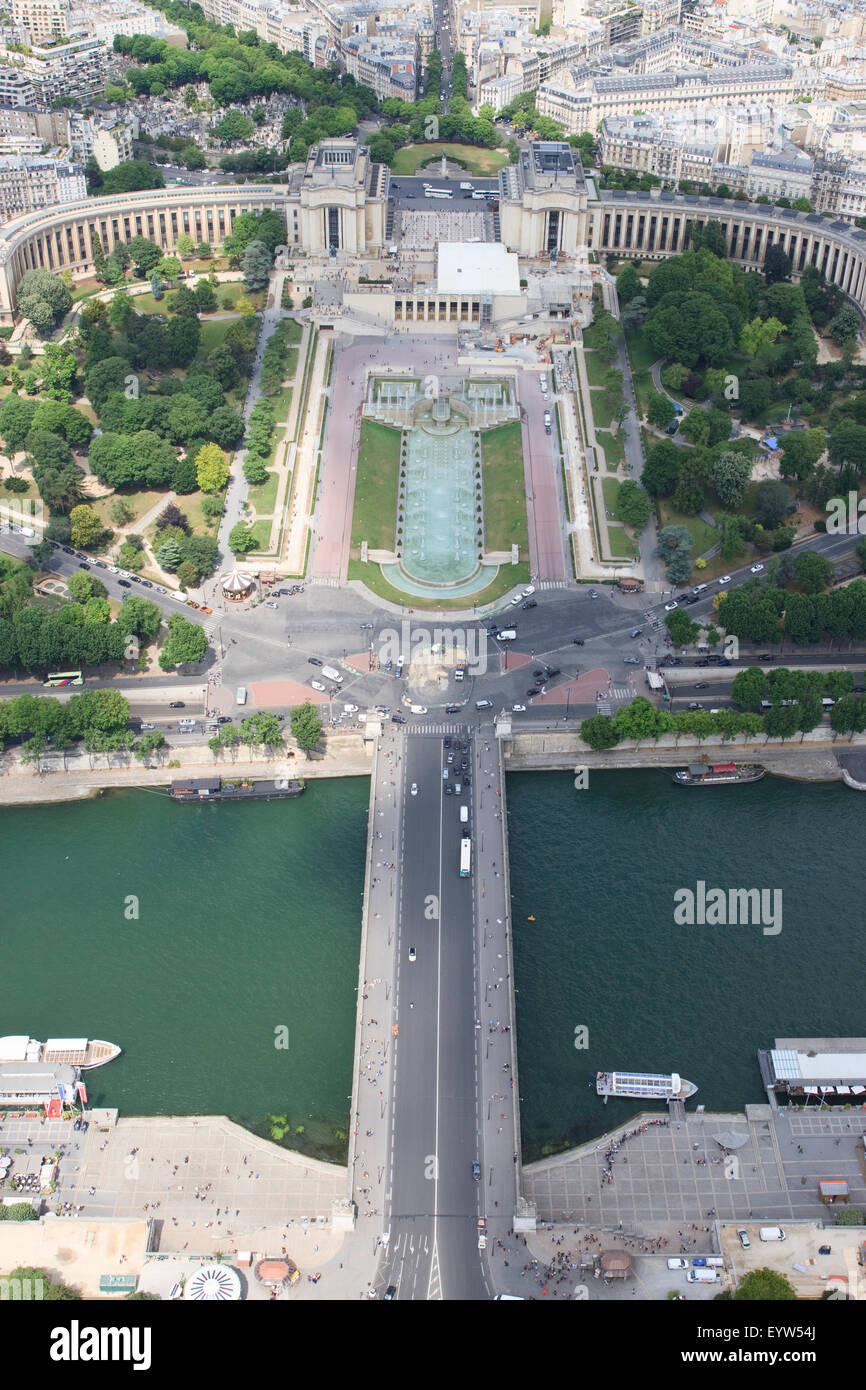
[595,204,866,308]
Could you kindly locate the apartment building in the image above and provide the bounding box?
[0,152,85,218]
[10,0,69,43]
[0,103,68,156]
[341,34,418,101]
[0,36,108,104]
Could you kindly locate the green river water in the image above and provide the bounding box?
[1,770,862,1161]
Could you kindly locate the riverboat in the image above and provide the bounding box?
[0,1036,121,1070]
[672,763,766,787]
[596,1071,698,1102]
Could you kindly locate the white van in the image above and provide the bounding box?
[705,1258,724,1269]
[321,665,343,685]
[460,805,469,824]
[476,699,493,710]
[686,1269,719,1283]
[498,629,517,641]
[759,1227,786,1242]
[236,687,247,705]
[178,718,197,731]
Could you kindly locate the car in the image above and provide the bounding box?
[696,659,710,667]
[664,601,678,612]
[533,669,547,679]
[623,656,640,665]
[187,601,201,609]
[588,589,599,599]
[61,546,74,555]
[460,758,468,770]
[444,783,453,795]
[685,595,700,605]
[692,1258,707,1268]
[718,575,732,585]
[665,657,683,666]
[512,703,526,712]
[526,687,541,697]
[217,715,232,724]
[78,561,90,570]
[140,721,155,731]
[308,657,323,666]
[141,580,154,588]
[718,658,732,667]
[199,606,212,614]
[737,1229,751,1250]
[73,1118,81,1132]
[442,767,449,779]
[344,703,359,713]
[472,1161,481,1181]
[408,946,416,961]
[94,560,108,569]
[692,584,708,595]
[445,704,461,713]
[131,575,142,583]
[390,713,406,723]
[667,1258,689,1271]
[117,578,132,588]
[750,563,764,573]
[630,628,642,638]
[443,737,451,748]
[522,586,536,598]
[695,682,709,690]
[265,601,278,609]
[360,622,373,630]
[510,594,522,605]
[547,668,561,679]
[687,701,703,710]
[383,1285,397,1300]
[169,702,185,709]
[410,705,427,714]
[522,599,537,609]
[384,660,393,673]
[310,680,326,691]
[209,723,219,731]
[757,653,775,663]
[447,753,454,764]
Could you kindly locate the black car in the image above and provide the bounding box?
[169,701,185,709]
[384,1285,397,1300]
[217,715,232,724]
[61,545,74,554]
[486,626,499,637]
[308,657,323,666]
[718,658,732,667]
[391,714,406,724]
[444,737,451,748]
[546,667,561,678]
[526,687,541,697]
[444,784,453,795]
[757,654,775,662]
[117,579,132,588]
[141,579,153,588]
[131,574,142,582]
[677,594,691,604]
[472,1161,481,1181]
[78,561,90,570]
[94,560,108,569]
[522,599,537,609]
[665,657,683,666]
[444,704,461,713]
[573,638,584,645]
[706,654,721,664]
[696,659,710,667]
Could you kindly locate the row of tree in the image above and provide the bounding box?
[579,687,866,749]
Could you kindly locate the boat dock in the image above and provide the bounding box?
[759,1036,866,1105]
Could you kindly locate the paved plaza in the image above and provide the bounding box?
[524,1104,866,1237]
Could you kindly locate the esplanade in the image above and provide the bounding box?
[2,135,866,325]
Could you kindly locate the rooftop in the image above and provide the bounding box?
[437,242,520,297]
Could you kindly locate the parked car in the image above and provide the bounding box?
[526,687,541,697]
[140,722,155,731]
[169,702,185,709]
[750,563,764,573]
[664,601,678,612]
[390,714,406,723]
[217,716,232,724]
[118,579,132,588]
[687,701,703,710]
[522,599,537,610]
[308,657,323,666]
[737,1229,751,1250]
[512,704,526,712]
[310,680,326,691]
[718,575,732,585]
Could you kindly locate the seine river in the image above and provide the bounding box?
[1,771,862,1161]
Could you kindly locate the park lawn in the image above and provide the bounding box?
[262,426,286,469]
[245,520,273,552]
[480,420,529,555]
[391,143,510,177]
[606,522,639,558]
[596,430,625,468]
[248,468,279,516]
[198,317,242,355]
[588,389,617,430]
[350,419,401,553]
[582,319,615,354]
[90,488,165,529]
[347,558,530,611]
[214,284,265,312]
[280,318,303,344]
[582,350,609,388]
[601,476,620,513]
[656,499,720,562]
[179,491,220,534]
[606,524,639,560]
[1,475,39,502]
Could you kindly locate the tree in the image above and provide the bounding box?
[615,263,641,305]
[207,406,245,450]
[96,160,165,196]
[733,1268,797,1301]
[16,269,72,329]
[135,730,166,762]
[780,428,824,481]
[193,279,217,313]
[213,108,254,141]
[7,1266,78,1301]
[655,525,694,583]
[290,701,322,754]
[830,303,860,348]
[159,613,207,669]
[678,409,710,447]
[642,440,681,497]
[241,239,273,291]
[229,522,259,555]
[68,505,103,551]
[711,451,753,510]
[66,570,106,604]
[126,235,162,276]
[176,558,201,590]
[176,232,195,258]
[647,391,674,428]
[672,452,708,516]
[731,667,769,707]
[155,537,183,571]
[157,256,183,282]
[578,714,619,749]
[616,480,651,528]
[195,442,229,493]
[240,712,284,748]
[109,497,133,527]
[665,608,697,645]
[794,551,833,594]
[764,243,792,284]
[754,480,791,530]
[739,315,784,356]
[0,395,38,453]
[116,594,161,641]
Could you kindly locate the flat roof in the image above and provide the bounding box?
[436,242,520,297]
[771,1047,866,1082]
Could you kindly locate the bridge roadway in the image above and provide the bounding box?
[351,727,521,1300]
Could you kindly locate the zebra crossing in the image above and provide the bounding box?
[411,722,470,736]
[537,580,571,590]
[609,685,633,700]
[309,576,341,587]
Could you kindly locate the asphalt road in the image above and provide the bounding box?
[386,734,488,1301]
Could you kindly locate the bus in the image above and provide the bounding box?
[43,671,83,687]
[459,837,471,878]
[425,188,453,199]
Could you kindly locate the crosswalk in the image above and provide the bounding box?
[410,722,470,736]
[609,686,633,700]
[537,580,571,590]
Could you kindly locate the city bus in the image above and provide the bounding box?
[459,837,471,877]
[43,671,83,687]
[425,188,453,199]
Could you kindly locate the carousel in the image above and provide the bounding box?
[219,568,256,603]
